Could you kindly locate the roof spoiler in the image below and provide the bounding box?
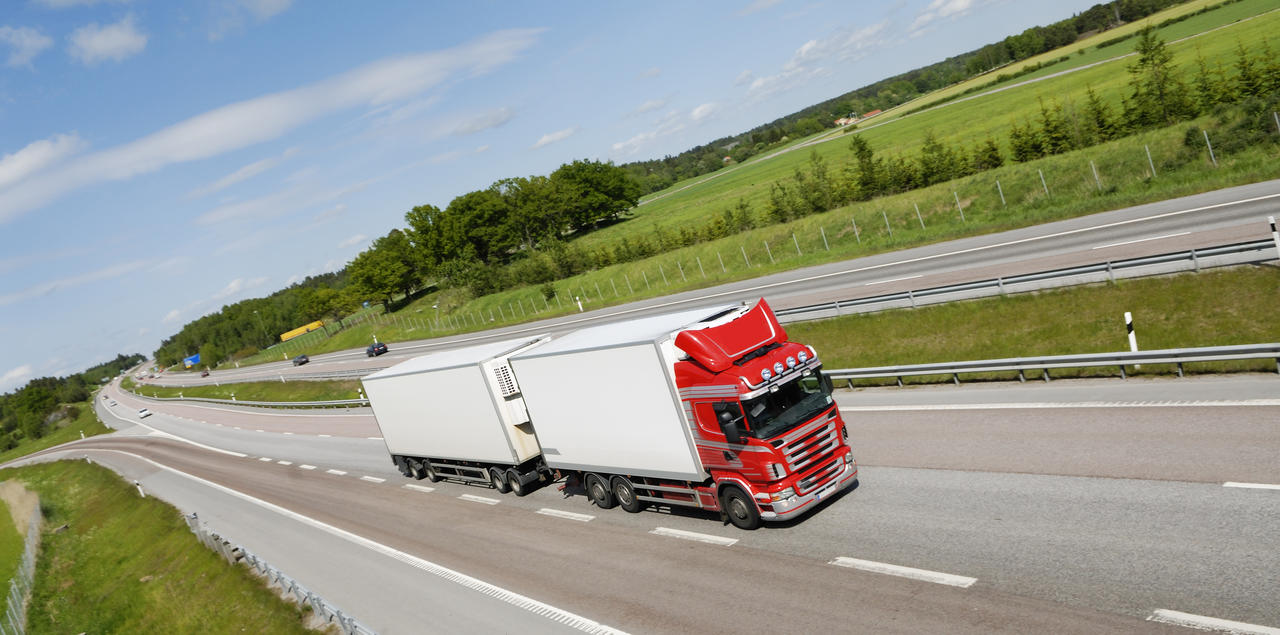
[674,298,787,372]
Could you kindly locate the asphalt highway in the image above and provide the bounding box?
[147,178,1280,389]
[8,377,1275,633]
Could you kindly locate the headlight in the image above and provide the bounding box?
[773,362,784,374]
[786,356,796,368]
[844,452,854,464]
[770,487,796,502]
[760,368,772,381]
[798,351,808,363]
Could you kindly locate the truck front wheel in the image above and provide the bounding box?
[721,486,761,530]
[585,473,616,509]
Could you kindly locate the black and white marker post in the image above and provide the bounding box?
[1125,311,1139,370]
[1270,216,1280,263]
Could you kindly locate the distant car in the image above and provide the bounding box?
[109,400,117,407]
[200,370,210,377]
[367,342,388,357]
[292,354,310,366]
[138,408,151,418]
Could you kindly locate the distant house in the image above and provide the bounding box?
[862,109,883,119]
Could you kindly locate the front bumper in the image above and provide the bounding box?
[760,461,858,520]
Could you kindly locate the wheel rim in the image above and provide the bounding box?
[615,482,632,505]
[508,471,523,494]
[491,471,503,488]
[590,479,605,502]
[729,496,750,521]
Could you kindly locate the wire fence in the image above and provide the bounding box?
[0,503,42,635]
[183,513,376,635]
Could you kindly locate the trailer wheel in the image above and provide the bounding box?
[424,462,442,482]
[489,468,511,494]
[585,473,616,509]
[407,460,426,480]
[507,469,529,496]
[721,486,761,530]
[611,477,644,513]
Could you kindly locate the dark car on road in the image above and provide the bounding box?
[200,370,210,377]
[367,342,388,357]
[292,354,310,366]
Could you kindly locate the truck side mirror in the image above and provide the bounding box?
[716,404,747,442]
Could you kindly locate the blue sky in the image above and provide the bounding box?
[0,0,1105,392]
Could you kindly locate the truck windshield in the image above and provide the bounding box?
[741,367,834,440]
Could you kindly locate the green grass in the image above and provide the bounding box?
[130,379,362,402]
[0,498,22,599]
[2,461,314,634]
[788,266,1280,384]
[0,400,113,466]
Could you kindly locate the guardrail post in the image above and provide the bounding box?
[1176,362,1184,378]
[1191,248,1199,272]
[1119,365,1127,379]
[1270,216,1280,262]
[896,376,903,387]
[1107,260,1114,283]
[908,290,916,308]
[997,277,1005,295]
[1042,369,1050,382]
[1017,369,1025,383]
[952,373,960,386]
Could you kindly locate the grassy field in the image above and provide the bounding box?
[131,379,362,402]
[0,498,22,601]
[790,265,1280,384]
[0,400,113,466]
[3,460,315,634]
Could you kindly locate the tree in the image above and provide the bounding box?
[348,235,413,309]
[1037,98,1074,155]
[550,159,642,231]
[918,130,960,186]
[969,137,1004,172]
[1083,86,1118,143]
[494,175,562,251]
[1123,26,1195,129]
[1007,118,1044,162]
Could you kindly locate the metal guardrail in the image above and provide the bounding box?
[0,505,41,635]
[184,513,375,635]
[775,239,1276,321]
[824,343,1280,386]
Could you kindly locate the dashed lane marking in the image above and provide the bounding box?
[865,274,921,286]
[277,460,292,466]
[537,508,594,522]
[360,475,386,483]
[459,494,500,505]
[403,484,435,493]
[1147,609,1280,634]
[829,556,977,588]
[258,457,272,462]
[298,465,316,470]
[649,527,737,546]
[1224,482,1280,491]
[1092,231,1190,250]
[326,469,347,476]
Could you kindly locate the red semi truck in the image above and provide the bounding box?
[362,298,857,529]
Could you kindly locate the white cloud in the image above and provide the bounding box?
[638,67,660,78]
[532,127,577,149]
[0,133,86,191]
[733,70,754,87]
[0,26,54,68]
[35,0,133,7]
[747,21,887,101]
[446,107,514,136]
[0,364,33,390]
[690,103,718,122]
[312,203,347,224]
[737,0,781,16]
[162,309,181,324]
[209,0,295,40]
[911,0,982,34]
[186,147,298,199]
[238,0,293,20]
[475,144,490,153]
[212,276,267,301]
[611,109,687,156]
[67,15,147,66]
[338,233,368,249]
[0,260,147,307]
[0,28,542,224]
[630,99,666,116]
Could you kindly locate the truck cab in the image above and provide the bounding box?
[673,299,858,528]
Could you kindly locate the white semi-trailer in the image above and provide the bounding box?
[363,299,858,528]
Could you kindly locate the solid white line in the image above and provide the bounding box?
[403,484,435,493]
[367,437,384,440]
[1224,482,1280,491]
[649,527,737,546]
[1147,609,1280,634]
[277,460,293,466]
[326,469,347,476]
[829,557,977,588]
[318,434,332,438]
[255,429,264,433]
[259,457,272,462]
[298,465,316,470]
[359,475,386,483]
[76,449,625,635]
[1092,231,1190,250]
[838,399,1280,412]
[459,494,500,505]
[537,508,595,522]
[283,432,293,435]
[865,274,922,286]
[97,407,247,458]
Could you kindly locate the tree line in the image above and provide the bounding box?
[0,353,144,449]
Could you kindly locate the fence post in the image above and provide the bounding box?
[914,203,925,229]
[851,217,861,243]
[996,180,1006,207]
[697,256,707,277]
[677,261,686,282]
[1145,144,1157,178]
[1038,169,1050,196]
[659,264,669,285]
[764,241,775,264]
[953,192,966,223]
[1091,160,1102,191]
[610,279,619,297]
[741,245,751,267]
[625,274,634,294]
[718,252,727,272]
[1203,129,1217,167]
[595,281,604,299]
[820,227,830,251]
[1274,111,1279,135]
[792,233,802,256]
[642,270,651,289]
[881,210,893,238]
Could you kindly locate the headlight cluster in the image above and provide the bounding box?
[798,351,808,363]
[770,487,796,502]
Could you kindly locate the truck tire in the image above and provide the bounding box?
[585,473,616,509]
[489,467,511,494]
[424,462,442,482]
[721,486,761,530]
[407,460,426,480]
[507,468,529,496]
[611,476,644,513]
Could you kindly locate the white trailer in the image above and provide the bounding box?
[509,305,737,481]
[361,335,550,494]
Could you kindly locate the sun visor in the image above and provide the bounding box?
[674,298,787,372]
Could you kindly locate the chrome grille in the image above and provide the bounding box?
[780,422,839,472]
[797,458,842,493]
